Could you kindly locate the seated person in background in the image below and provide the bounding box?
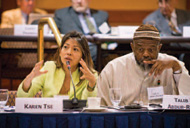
[17,31,98,99]
[143,0,190,71]
[1,0,47,28]
[0,0,47,68]
[97,24,190,106]
[54,0,109,65]
[143,0,190,36]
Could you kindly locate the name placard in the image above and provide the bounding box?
[14,25,50,36]
[147,86,164,100]
[15,98,63,113]
[183,26,190,37]
[98,22,110,34]
[162,95,190,109]
[118,26,138,37]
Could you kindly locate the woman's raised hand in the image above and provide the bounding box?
[79,58,96,88]
[23,60,48,92]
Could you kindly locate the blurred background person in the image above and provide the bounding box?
[17,31,98,99]
[54,0,110,66]
[143,0,190,72]
[0,0,48,70]
[1,0,47,28]
[143,0,190,36]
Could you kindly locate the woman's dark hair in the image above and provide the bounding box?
[53,31,95,83]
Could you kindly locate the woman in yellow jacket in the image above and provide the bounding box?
[17,31,97,100]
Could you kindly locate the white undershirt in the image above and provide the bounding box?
[170,9,181,33]
[170,9,177,28]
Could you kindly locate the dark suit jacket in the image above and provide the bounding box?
[143,9,190,36]
[54,6,109,34]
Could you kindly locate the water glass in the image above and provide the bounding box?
[0,89,9,112]
[109,88,122,107]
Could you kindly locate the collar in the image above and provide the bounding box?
[21,10,28,19]
[85,9,91,16]
[79,8,91,16]
[171,9,177,19]
[71,68,80,85]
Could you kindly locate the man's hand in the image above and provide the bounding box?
[144,60,181,77]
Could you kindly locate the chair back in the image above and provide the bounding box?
[6,90,17,106]
[6,90,42,106]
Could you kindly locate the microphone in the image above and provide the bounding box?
[66,61,71,70]
[63,61,87,110]
[66,61,78,105]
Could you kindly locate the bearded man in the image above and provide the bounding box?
[97,24,190,106]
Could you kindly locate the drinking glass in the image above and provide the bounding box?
[109,88,122,107]
[0,89,9,112]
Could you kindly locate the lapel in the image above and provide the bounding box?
[14,8,23,24]
[70,7,83,32]
[54,68,65,93]
[176,9,183,25]
[157,9,172,34]
[176,9,185,31]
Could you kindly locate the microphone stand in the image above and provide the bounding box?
[67,61,78,105]
[62,61,87,110]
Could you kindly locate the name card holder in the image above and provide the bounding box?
[15,98,63,113]
[162,95,190,110]
[183,26,190,37]
[118,26,138,37]
[14,24,50,36]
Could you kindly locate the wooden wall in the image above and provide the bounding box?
[36,0,187,10]
[187,0,190,9]
[106,10,152,26]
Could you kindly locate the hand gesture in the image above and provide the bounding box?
[79,58,96,88]
[30,60,48,78]
[144,59,181,77]
[23,60,48,92]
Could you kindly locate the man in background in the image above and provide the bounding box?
[143,0,190,71]
[54,0,110,65]
[0,0,47,68]
[1,0,47,28]
[97,24,190,106]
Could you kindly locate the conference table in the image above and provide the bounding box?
[1,34,190,72]
[1,108,190,128]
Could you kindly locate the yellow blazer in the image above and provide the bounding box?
[17,61,98,100]
[1,8,47,28]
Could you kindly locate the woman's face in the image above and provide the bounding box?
[60,38,82,71]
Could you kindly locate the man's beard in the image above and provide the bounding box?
[135,56,153,71]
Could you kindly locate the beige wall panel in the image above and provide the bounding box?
[36,0,70,10]
[36,0,186,10]
[90,0,158,10]
[176,0,186,9]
